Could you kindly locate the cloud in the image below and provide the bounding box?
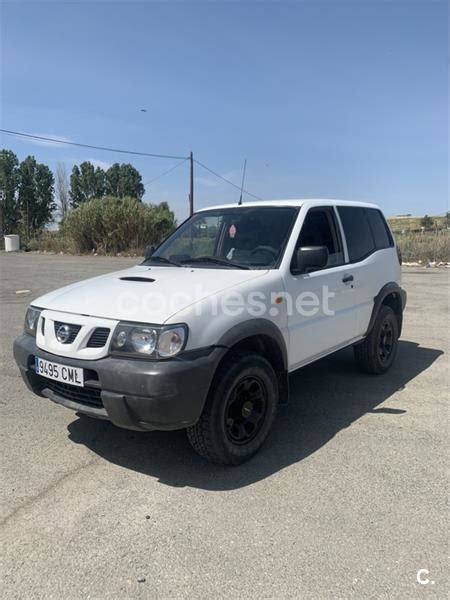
[27,133,74,148]
[88,158,112,170]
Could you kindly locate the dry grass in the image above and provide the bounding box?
[394,229,449,263]
[388,215,447,233]
[28,231,76,254]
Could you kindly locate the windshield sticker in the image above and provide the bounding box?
[229,224,237,238]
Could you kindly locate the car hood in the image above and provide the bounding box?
[32,265,269,324]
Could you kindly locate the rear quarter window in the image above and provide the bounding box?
[337,206,375,262]
[365,208,393,249]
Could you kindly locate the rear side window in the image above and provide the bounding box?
[365,208,393,249]
[338,206,375,262]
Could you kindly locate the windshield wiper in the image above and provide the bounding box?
[180,256,250,270]
[143,255,181,267]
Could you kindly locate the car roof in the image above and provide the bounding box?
[196,199,380,212]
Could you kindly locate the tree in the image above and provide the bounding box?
[420,214,434,230]
[105,163,144,199]
[445,212,450,228]
[70,165,83,207]
[17,156,55,239]
[70,161,106,207]
[0,149,19,233]
[149,201,176,239]
[69,161,145,205]
[55,162,70,220]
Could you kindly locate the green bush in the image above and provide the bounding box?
[61,197,176,254]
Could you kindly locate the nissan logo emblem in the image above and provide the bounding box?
[56,324,71,344]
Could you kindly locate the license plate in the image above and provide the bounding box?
[35,357,84,387]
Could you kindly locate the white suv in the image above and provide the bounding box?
[14,200,406,464]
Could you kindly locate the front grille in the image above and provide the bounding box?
[54,321,82,344]
[38,377,103,408]
[87,327,110,348]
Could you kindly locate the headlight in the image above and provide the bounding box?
[24,306,42,337]
[157,327,186,358]
[110,323,188,359]
[130,327,157,355]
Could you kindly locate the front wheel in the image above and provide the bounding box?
[354,305,399,374]
[187,353,278,465]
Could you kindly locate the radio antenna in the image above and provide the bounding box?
[238,159,247,205]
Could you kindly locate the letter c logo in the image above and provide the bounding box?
[417,569,429,585]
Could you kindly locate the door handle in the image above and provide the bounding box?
[342,274,354,283]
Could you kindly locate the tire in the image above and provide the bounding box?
[354,305,399,374]
[187,353,278,465]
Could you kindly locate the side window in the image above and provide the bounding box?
[365,208,393,249]
[296,208,344,268]
[338,206,375,262]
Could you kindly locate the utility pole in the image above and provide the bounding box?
[189,151,194,216]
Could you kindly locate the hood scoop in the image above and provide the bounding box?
[119,276,155,283]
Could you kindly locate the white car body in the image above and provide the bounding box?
[14,198,406,461]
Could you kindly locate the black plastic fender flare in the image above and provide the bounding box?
[365,282,407,337]
[216,318,290,403]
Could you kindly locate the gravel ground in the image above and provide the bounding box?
[1,253,448,599]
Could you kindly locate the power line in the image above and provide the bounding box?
[0,129,188,161]
[0,128,264,206]
[144,158,189,187]
[194,158,263,201]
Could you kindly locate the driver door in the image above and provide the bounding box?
[283,206,359,370]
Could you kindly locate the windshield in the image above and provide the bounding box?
[145,206,299,269]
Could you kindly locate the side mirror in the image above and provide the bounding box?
[292,246,329,275]
[144,245,156,260]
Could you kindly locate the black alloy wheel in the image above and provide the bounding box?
[378,319,394,364]
[224,376,268,445]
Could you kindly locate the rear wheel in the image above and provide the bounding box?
[187,353,278,465]
[354,305,399,374]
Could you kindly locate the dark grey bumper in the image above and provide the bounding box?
[13,334,226,431]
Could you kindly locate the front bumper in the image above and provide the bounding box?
[13,334,226,431]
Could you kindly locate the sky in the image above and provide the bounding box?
[1,0,448,221]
